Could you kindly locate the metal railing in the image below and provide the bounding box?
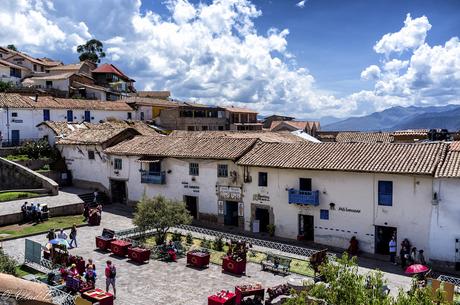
[31,279,76,305]
[437,274,460,288]
[140,171,166,184]
[288,189,320,206]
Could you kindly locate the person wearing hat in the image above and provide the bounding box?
[68,264,79,277]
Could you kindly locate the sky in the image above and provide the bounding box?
[1,0,460,120]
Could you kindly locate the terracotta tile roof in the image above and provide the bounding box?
[335,132,394,143]
[124,96,179,108]
[47,63,82,71]
[391,129,429,136]
[4,50,62,67]
[85,120,159,136]
[168,130,305,143]
[36,121,87,135]
[23,71,75,81]
[225,106,258,114]
[57,127,138,145]
[72,81,109,92]
[237,142,448,175]
[92,63,133,81]
[435,141,460,178]
[270,120,320,131]
[0,93,132,111]
[106,136,257,160]
[137,91,171,99]
[0,58,28,70]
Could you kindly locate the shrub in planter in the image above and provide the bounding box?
[202,237,212,249]
[186,233,193,245]
[172,231,182,242]
[213,235,224,251]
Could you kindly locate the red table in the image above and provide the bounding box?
[82,288,113,305]
[110,240,132,257]
[222,256,246,275]
[128,247,151,263]
[235,285,264,304]
[208,290,236,305]
[187,251,210,268]
[96,236,115,251]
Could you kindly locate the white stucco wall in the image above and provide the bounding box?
[429,178,460,263]
[134,105,153,121]
[241,166,434,257]
[0,107,132,142]
[29,78,69,91]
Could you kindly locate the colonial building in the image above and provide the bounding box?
[0,93,133,145]
[92,63,136,99]
[125,96,179,122]
[225,106,262,131]
[0,58,29,84]
[1,48,61,75]
[262,114,295,129]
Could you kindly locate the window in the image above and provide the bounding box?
[217,164,228,177]
[299,178,312,191]
[84,110,91,122]
[187,126,195,131]
[45,81,53,88]
[127,112,132,120]
[140,112,145,121]
[10,68,21,78]
[201,126,208,131]
[33,64,37,71]
[43,109,50,121]
[114,158,122,170]
[189,163,199,176]
[88,151,95,160]
[66,110,73,122]
[320,209,329,220]
[258,172,268,187]
[40,66,44,72]
[218,126,224,131]
[11,112,18,117]
[378,181,393,206]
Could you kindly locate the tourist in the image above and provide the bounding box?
[46,229,56,241]
[93,189,98,204]
[83,202,90,222]
[36,203,42,223]
[86,258,96,271]
[410,247,417,264]
[348,236,359,256]
[68,264,79,277]
[30,203,36,222]
[389,236,397,265]
[84,265,96,286]
[105,260,117,298]
[57,228,68,240]
[69,224,78,248]
[21,202,28,222]
[418,250,426,265]
[401,238,411,251]
[400,246,410,270]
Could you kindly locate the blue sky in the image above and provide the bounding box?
[1,0,460,119]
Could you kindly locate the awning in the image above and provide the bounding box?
[136,157,160,163]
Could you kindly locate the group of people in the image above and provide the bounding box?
[389,236,426,269]
[21,201,47,223]
[47,225,78,249]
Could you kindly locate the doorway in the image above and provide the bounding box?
[375,226,397,255]
[299,215,314,241]
[11,130,20,146]
[110,179,126,204]
[184,195,198,219]
[255,208,270,233]
[224,201,239,226]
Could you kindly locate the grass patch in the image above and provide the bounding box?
[0,215,85,240]
[15,264,46,278]
[0,192,41,202]
[5,154,30,161]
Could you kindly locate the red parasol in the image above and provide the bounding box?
[405,264,429,274]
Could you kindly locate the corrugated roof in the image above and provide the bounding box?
[435,141,460,178]
[106,136,257,160]
[169,130,305,143]
[0,93,132,111]
[237,141,448,175]
[335,132,394,143]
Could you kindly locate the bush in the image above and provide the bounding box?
[172,231,182,242]
[213,235,224,251]
[186,233,193,244]
[18,139,53,160]
[5,154,30,161]
[201,237,212,249]
[0,249,18,276]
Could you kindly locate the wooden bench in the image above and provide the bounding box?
[261,253,291,275]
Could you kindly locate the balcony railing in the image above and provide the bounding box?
[288,189,320,206]
[141,171,166,184]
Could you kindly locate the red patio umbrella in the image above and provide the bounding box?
[405,264,429,275]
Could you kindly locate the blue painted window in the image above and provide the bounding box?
[320,209,329,220]
[378,181,393,206]
[43,109,50,121]
[66,110,73,122]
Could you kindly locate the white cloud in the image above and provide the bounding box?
[296,1,306,8]
[374,13,431,57]
[360,65,381,80]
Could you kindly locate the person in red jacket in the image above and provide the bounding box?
[105,260,116,298]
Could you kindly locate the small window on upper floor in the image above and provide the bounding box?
[378,181,393,206]
[217,164,228,177]
[11,112,18,117]
[140,112,145,121]
[88,151,95,160]
[320,209,329,220]
[114,158,122,170]
[127,112,132,120]
[189,163,199,176]
[33,64,37,71]
[258,172,268,187]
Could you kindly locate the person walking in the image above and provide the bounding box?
[69,224,78,248]
[389,236,397,265]
[105,260,116,298]
[57,228,68,240]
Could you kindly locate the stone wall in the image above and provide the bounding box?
[0,158,58,195]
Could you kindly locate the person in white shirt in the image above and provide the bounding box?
[57,229,68,240]
[389,236,397,265]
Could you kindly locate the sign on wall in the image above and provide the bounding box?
[238,202,244,217]
[219,186,242,201]
[338,207,361,213]
[218,200,224,215]
[253,194,270,201]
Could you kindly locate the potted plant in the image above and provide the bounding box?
[267,224,276,237]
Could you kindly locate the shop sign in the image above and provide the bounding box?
[253,194,269,201]
[338,207,361,213]
[219,186,241,200]
[238,202,244,217]
[218,201,224,215]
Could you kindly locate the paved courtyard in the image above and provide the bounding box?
[1,205,412,305]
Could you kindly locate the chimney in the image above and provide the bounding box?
[35,94,38,102]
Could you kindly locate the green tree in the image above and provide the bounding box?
[133,195,192,244]
[0,80,12,92]
[0,249,17,276]
[6,44,17,51]
[76,39,106,63]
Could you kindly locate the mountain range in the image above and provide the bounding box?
[322,104,460,131]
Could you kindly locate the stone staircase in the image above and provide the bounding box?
[78,192,110,206]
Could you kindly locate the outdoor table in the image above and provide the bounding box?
[110,240,132,257]
[82,288,114,305]
[95,236,115,251]
[208,290,236,305]
[128,247,151,263]
[235,285,264,304]
[187,251,210,268]
[222,256,246,275]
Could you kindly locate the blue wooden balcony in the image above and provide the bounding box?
[141,172,166,184]
[288,189,320,206]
